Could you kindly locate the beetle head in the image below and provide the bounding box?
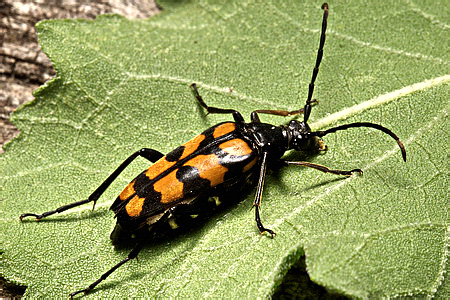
[286,119,326,152]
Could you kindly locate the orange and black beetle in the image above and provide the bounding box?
[20,3,406,297]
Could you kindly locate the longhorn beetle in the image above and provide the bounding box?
[20,3,406,297]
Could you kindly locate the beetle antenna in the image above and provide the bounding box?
[312,122,407,162]
[304,3,329,123]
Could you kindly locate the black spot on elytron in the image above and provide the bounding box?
[132,172,160,198]
[165,145,185,162]
[175,165,197,182]
[176,165,211,198]
[111,170,165,225]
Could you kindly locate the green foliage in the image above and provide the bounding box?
[1,0,447,298]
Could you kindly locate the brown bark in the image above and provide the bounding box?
[0,0,159,153]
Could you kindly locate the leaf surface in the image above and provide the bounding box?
[1,0,448,298]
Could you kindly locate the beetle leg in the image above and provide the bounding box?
[71,198,216,297]
[19,148,164,221]
[250,111,261,123]
[250,100,318,123]
[283,160,363,176]
[252,152,275,238]
[252,107,308,117]
[70,207,175,298]
[190,83,245,125]
[69,240,144,298]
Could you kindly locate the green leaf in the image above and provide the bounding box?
[1,0,448,298]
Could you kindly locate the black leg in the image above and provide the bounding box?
[190,83,245,124]
[70,208,172,297]
[70,201,204,297]
[20,148,164,221]
[252,152,275,237]
[250,111,261,123]
[70,240,145,298]
[71,202,179,298]
[283,160,362,176]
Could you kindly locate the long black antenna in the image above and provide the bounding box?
[312,122,407,162]
[304,3,329,123]
[301,5,406,163]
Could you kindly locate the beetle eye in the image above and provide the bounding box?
[288,120,298,128]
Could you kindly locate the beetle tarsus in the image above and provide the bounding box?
[262,228,276,239]
[69,287,89,299]
[19,213,42,221]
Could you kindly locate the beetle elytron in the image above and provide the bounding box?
[20,3,406,297]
